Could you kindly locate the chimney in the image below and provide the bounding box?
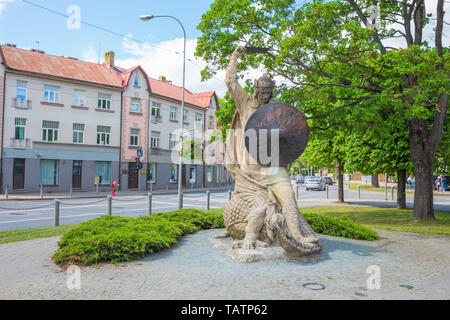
[105,51,115,67]
[158,75,172,84]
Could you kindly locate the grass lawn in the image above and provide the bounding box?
[301,206,450,236]
[0,224,78,244]
[1,206,448,247]
[346,182,448,196]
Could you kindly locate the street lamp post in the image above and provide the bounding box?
[140,14,186,209]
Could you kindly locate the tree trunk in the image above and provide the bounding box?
[397,169,406,209]
[371,174,379,188]
[409,119,436,220]
[337,163,344,202]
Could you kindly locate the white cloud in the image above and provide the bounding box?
[115,37,275,99]
[0,0,15,15]
[82,45,101,63]
[116,37,228,97]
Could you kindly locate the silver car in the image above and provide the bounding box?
[305,178,326,191]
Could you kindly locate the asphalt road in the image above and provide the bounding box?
[0,183,449,231]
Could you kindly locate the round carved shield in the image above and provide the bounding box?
[244,102,309,167]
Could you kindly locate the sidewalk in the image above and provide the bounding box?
[0,185,234,201]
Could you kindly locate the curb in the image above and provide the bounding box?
[0,186,234,201]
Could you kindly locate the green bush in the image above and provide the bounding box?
[303,212,378,240]
[53,209,224,266]
[53,208,377,266]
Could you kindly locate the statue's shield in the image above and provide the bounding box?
[244,102,309,167]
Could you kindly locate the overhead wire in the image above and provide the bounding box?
[21,0,224,83]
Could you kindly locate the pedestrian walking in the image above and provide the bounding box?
[407,176,412,191]
[435,178,441,192]
[111,180,119,196]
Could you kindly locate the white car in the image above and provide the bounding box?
[305,178,326,191]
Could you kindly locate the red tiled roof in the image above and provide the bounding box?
[148,77,206,109]
[192,91,215,109]
[0,45,218,108]
[0,45,123,88]
[113,65,150,90]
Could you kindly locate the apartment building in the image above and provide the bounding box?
[0,44,122,192]
[145,77,227,190]
[0,44,227,193]
[108,54,151,191]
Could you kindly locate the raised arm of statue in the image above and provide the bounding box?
[225,45,250,113]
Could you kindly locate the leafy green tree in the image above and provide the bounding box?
[196,0,449,220]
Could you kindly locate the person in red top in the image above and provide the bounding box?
[111,180,119,196]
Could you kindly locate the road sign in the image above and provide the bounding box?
[137,148,143,157]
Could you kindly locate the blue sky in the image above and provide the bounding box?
[0,0,213,56]
[0,0,448,98]
[0,0,228,96]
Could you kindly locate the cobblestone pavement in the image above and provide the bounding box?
[0,228,448,300]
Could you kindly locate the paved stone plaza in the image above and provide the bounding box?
[0,227,448,300]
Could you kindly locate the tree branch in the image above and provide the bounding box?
[306,95,375,120]
[435,0,444,57]
[345,0,387,54]
[413,0,425,45]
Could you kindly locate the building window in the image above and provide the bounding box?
[151,102,161,116]
[15,118,26,140]
[98,93,111,110]
[131,98,140,113]
[183,110,188,122]
[44,85,60,103]
[169,133,177,150]
[94,161,111,184]
[42,120,59,142]
[147,163,156,183]
[73,123,84,144]
[207,166,213,182]
[16,81,27,100]
[151,102,161,123]
[134,75,139,86]
[40,159,58,185]
[130,129,139,146]
[195,113,203,128]
[170,107,177,121]
[150,131,160,148]
[97,126,111,145]
[209,116,214,129]
[169,164,177,183]
[74,90,86,107]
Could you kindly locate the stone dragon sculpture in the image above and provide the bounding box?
[218,189,322,256]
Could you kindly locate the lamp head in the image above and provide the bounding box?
[139,14,154,21]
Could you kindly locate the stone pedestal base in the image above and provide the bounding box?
[211,236,322,263]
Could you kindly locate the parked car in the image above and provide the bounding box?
[323,177,334,185]
[295,175,305,184]
[305,178,326,191]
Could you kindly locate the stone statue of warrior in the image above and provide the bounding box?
[218,45,321,256]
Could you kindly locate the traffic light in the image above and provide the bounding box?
[135,157,143,170]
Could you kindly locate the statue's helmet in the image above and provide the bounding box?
[255,76,275,89]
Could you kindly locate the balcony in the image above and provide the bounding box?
[10,138,31,149]
[12,98,32,109]
[151,115,163,124]
[150,147,161,155]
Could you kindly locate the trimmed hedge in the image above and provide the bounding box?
[303,212,378,241]
[53,209,224,266]
[53,209,377,266]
